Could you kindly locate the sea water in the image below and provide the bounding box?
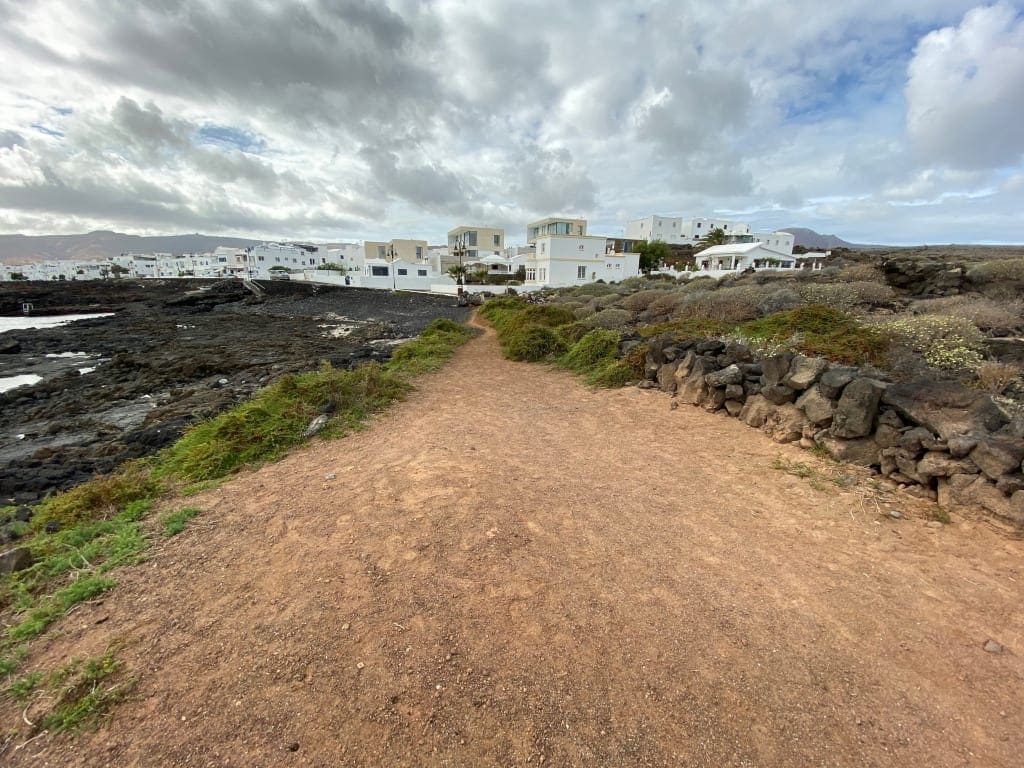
[0,313,113,393]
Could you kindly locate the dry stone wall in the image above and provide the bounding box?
[636,335,1024,525]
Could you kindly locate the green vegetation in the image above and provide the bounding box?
[162,507,202,537]
[0,317,476,717]
[157,318,474,482]
[635,240,670,274]
[738,305,890,365]
[10,643,135,733]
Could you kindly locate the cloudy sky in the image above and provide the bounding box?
[1,0,1022,245]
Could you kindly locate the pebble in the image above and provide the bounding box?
[926,521,943,529]
[325,473,336,481]
[341,623,350,630]
[983,639,1003,654]
[889,510,901,519]
[285,742,300,752]
[356,662,365,670]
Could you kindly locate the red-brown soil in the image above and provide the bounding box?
[3,319,1022,767]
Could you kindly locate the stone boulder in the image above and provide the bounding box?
[817,435,880,467]
[795,385,836,427]
[739,395,774,429]
[0,547,33,574]
[917,451,978,479]
[701,387,728,412]
[763,404,805,443]
[969,437,1024,481]
[831,378,885,439]
[675,351,697,379]
[898,427,935,453]
[818,367,858,399]
[939,475,1024,524]
[782,355,828,391]
[704,364,743,388]
[874,424,901,449]
[882,380,1009,440]
[657,361,681,393]
[762,385,797,405]
[724,400,744,417]
[724,383,745,401]
[761,353,793,388]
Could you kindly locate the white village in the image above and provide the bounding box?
[0,215,827,291]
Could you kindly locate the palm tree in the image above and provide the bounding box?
[447,264,468,286]
[697,227,728,251]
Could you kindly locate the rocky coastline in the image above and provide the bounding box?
[0,280,468,505]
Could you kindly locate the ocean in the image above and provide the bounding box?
[0,312,114,334]
[0,313,113,393]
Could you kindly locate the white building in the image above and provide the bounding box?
[524,235,641,288]
[626,215,753,244]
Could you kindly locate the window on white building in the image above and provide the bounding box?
[397,268,408,275]
[540,243,546,254]
[371,266,388,276]
[577,265,586,279]
[539,268,547,281]
[526,268,537,281]
[493,234,500,246]
[418,269,427,276]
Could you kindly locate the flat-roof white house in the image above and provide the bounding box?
[625,215,753,244]
[363,239,429,264]
[526,217,587,244]
[523,234,641,288]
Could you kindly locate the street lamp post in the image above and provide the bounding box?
[386,244,397,290]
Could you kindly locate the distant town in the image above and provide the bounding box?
[0,215,828,292]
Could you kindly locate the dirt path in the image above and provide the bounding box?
[5,320,1023,767]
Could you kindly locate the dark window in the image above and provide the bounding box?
[418,269,427,276]
[371,266,388,276]
[397,268,408,275]
[493,234,500,246]
[468,231,477,247]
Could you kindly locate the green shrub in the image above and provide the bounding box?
[163,507,202,537]
[558,321,592,345]
[502,304,575,332]
[559,330,621,374]
[740,305,889,365]
[33,462,162,530]
[156,362,410,482]
[674,285,765,323]
[586,360,634,387]
[504,324,567,362]
[593,294,621,309]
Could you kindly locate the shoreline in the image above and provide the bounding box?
[0,280,469,505]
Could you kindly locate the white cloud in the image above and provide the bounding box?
[906,2,1024,169]
[0,0,1020,244]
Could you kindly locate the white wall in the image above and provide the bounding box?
[527,236,640,288]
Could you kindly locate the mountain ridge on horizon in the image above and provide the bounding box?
[0,227,891,263]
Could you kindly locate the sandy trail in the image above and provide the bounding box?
[4,319,1023,767]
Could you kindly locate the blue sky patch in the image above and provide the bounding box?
[195,124,267,154]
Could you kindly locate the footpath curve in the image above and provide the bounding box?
[8,319,1023,767]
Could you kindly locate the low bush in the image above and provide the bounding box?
[559,330,621,375]
[33,462,162,530]
[882,314,985,371]
[618,289,675,312]
[798,281,894,312]
[574,304,597,320]
[757,287,803,315]
[740,305,890,365]
[586,361,634,387]
[916,295,1024,331]
[967,259,1024,284]
[557,321,592,345]
[975,361,1022,394]
[571,282,617,297]
[673,285,764,323]
[582,308,633,330]
[505,324,567,362]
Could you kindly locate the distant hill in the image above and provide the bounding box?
[0,231,265,263]
[778,228,857,250]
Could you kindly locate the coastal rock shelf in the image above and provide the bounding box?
[0,279,469,503]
